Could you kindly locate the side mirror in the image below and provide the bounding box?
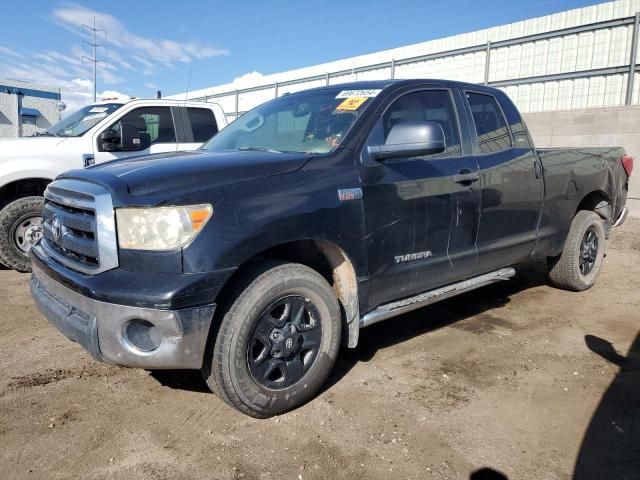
[119,123,148,151]
[99,130,121,152]
[367,122,446,161]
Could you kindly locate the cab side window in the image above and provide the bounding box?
[187,108,218,142]
[383,90,462,158]
[466,92,512,154]
[108,107,176,146]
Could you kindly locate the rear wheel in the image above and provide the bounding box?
[0,197,44,273]
[202,261,341,418]
[548,210,606,291]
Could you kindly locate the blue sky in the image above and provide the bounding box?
[0,0,602,111]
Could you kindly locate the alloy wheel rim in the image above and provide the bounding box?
[247,295,322,390]
[579,226,599,275]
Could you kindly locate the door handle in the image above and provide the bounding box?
[453,170,480,185]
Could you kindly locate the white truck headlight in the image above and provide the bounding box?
[116,204,212,251]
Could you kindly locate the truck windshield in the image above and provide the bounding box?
[47,103,123,137]
[203,88,377,154]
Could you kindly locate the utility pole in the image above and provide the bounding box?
[81,16,107,102]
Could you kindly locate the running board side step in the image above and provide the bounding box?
[360,267,516,328]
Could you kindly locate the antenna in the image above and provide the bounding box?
[183,69,192,105]
[81,16,108,102]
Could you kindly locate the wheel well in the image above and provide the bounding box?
[577,190,611,219]
[0,178,51,210]
[215,240,360,348]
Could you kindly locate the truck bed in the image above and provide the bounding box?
[535,146,628,256]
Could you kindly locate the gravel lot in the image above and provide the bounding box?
[2,219,639,480]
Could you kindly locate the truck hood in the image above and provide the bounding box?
[60,149,313,201]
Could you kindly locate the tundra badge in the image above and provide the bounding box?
[395,251,433,263]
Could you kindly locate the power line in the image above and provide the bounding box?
[81,16,108,102]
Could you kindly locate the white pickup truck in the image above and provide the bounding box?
[0,98,227,272]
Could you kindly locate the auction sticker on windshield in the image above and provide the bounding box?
[336,97,369,111]
[335,89,382,98]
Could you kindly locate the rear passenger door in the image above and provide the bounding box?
[361,88,481,309]
[464,90,543,273]
[176,107,219,151]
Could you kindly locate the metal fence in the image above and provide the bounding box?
[192,12,640,121]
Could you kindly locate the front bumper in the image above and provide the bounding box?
[30,263,216,369]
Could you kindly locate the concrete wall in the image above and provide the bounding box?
[524,105,640,216]
[19,93,60,137]
[0,79,61,138]
[0,89,19,138]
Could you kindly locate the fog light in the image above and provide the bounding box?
[124,319,162,352]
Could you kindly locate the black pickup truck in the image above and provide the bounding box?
[30,80,633,417]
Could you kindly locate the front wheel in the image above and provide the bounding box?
[0,197,44,273]
[548,210,606,291]
[202,261,341,418]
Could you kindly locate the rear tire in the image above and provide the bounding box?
[548,210,606,291]
[202,261,341,418]
[0,197,44,273]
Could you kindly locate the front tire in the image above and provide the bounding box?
[0,197,44,273]
[548,210,606,291]
[202,261,341,418]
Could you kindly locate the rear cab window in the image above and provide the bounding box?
[494,92,533,149]
[466,92,513,154]
[187,108,218,142]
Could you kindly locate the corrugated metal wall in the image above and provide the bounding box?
[173,0,640,122]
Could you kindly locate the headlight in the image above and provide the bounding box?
[116,204,212,251]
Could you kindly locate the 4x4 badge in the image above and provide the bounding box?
[338,188,363,202]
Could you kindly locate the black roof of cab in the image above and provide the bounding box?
[291,79,505,96]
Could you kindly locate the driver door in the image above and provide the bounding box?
[361,89,481,309]
[93,106,179,164]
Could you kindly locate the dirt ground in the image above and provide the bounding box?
[1,220,639,480]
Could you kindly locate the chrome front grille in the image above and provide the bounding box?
[41,179,118,274]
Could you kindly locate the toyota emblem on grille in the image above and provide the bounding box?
[51,215,62,242]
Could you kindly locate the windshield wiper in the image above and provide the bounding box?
[238,146,283,153]
[32,131,59,137]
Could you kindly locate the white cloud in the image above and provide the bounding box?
[52,4,229,65]
[107,50,134,71]
[97,67,124,85]
[33,50,82,68]
[131,54,156,76]
[62,80,130,116]
[1,4,229,119]
[232,71,265,86]
[0,63,63,89]
[28,48,123,86]
[0,46,21,58]
[0,60,128,115]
